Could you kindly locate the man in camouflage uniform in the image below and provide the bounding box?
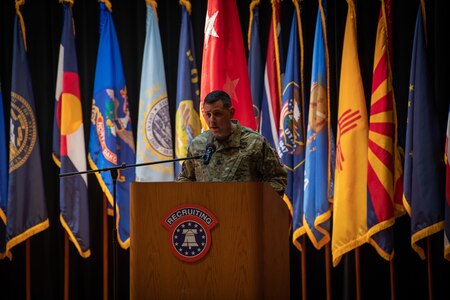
[178,90,287,195]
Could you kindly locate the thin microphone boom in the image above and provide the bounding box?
[59,155,203,178]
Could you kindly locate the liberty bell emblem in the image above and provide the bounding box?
[182,229,199,248]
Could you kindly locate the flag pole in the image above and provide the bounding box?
[355,248,361,300]
[427,237,433,300]
[325,243,332,300]
[301,236,307,300]
[103,194,108,300]
[26,240,31,300]
[64,233,69,300]
[389,258,396,300]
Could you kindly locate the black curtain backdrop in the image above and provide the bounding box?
[0,0,449,299]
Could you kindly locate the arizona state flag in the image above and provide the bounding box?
[6,6,49,255]
[88,2,136,248]
[53,2,90,257]
[200,0,255,130]
[366,0,401,261]
[247,0,263,130]
[332,0,369,266]
[278,1,306,251]
[175,1,201,177]
[403,5,444,259]
[0,82,7,258]
[304,1,334,250]
[260,0,282,147]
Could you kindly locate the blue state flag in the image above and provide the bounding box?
[6,10,49,255]
[0,82,8,258]
[247,1,263,130]
[403,6,445,259]
[53,2,90,257]
[277,5,306,251]
[88,2,135,249]
[136,2,173,182]
[303,5,334,250]
[175,3,201,177]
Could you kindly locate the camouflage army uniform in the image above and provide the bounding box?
[178,121,287,195]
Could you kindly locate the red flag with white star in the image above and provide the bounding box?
[200,0,256,130]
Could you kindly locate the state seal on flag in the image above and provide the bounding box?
[162,204,218,263]
[144,98,173,157]
[9,92,37,172]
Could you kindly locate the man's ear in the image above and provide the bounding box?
[229,107,235,118]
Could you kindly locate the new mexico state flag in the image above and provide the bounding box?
[332,0,369,266]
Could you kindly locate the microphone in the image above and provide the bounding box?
[203,143,216,165]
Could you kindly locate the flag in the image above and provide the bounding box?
[303,1,334,250]
[403,5,444,259]
[174,1,201,177]
[365,0,401,261]
[6,7,49,255]
[53,2,90,257]
[260,0,282,147]
[247,0,263,130]
[445,105,450,261]
[277,2,306,251]
[88,2,135,249]
[136,1,174,182]
[200,0,256,130]
[331,0,369,266]
[0,82,8,258]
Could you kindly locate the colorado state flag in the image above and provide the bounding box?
[53,2,90,257]
[88,2,136,248]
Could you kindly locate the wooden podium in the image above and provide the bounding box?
[130,182,290,299]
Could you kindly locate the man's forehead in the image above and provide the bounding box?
[204,101,227,111]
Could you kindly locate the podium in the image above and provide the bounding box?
[130,182,290,299]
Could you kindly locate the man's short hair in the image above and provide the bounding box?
[204,90,232,108]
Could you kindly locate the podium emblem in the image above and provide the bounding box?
[162,204,218,262]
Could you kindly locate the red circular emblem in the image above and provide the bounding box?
[162,204,218,263]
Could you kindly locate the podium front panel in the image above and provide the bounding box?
[130,182,289,299]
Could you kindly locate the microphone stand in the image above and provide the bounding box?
[59,155,202,300]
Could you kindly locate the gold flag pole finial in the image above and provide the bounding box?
[247,0,260,50]
[179,0,191,15]
[99,0,112,13]
[146,0,158,20]
[15,0,27,51]
[59,0,74,6]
